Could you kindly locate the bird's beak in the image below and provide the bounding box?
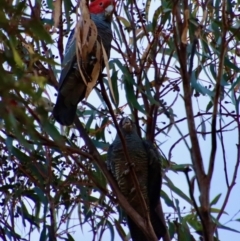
[104,4,114,16]
[122,118,132,132]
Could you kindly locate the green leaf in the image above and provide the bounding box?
[106,220,115,241]
[29,20,53,43]
[63,0,73,31]
[143,75,158,105]
[92,163,107,190]
[86,113,95,131]
[5,136,13,154]
[210,193,222,206]
[184,214,202,232]
[46,0,53,9]
[78,186,92,223]
[0,9,8,25]
[168,221,175,239]
[217,223,240,233]
[210,64,217,79]
[22,190,42,218]
[112,21,123,45]
[112,59,145,113]
[112,59,132,81]
[109,67,119,107]
[17,202,40,229]
[145,0,151,21]
[3,227,21,240]
[117,16,131,28]
[228,75,240,94]
[161,190,175,209]
[41,18,54,26]
[66,233,75,241]
[91,139,109,152]
[124,78,145,113]
[175,199,183,222]
[9,39,25,69]
[164,176,192,204]
[210,208,228,214]
[191,73,214,97]
[169,164,193,172]
[41,121,64,143]
[224,57,240,71]
[177,221,194,241]
[200,116,206,140]
[152,6,162,31]
[100,117,110,142]
[206,100,213,112]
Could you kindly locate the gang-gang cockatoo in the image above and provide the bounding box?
[53,0,115,126]
[107,117,166,241]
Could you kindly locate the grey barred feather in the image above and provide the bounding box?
[107,117,166,241]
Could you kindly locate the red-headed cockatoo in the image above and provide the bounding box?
[53,0,115,126]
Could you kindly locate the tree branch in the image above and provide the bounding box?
[172,1,214,240]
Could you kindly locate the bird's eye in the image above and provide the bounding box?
[99,2,103,5]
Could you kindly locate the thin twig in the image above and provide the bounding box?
[219,107,229,187]
[214,93,240,227]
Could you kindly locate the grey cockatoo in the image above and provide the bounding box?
[53,0,115,126]
[107,117,166,241]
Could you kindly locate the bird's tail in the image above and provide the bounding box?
[127,208,166,241]
[150,207,166,239]
[53,93,77,126]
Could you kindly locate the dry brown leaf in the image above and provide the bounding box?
[76,22,98,87]
[141,43,151,64]
[80,19,98,68]
[76,36,88,86]
[181,9,189,44]
[181,27,188,44]
[75,0,99,88]
[75,20,87,86]
[101,41,116,104]
[86,21,98,54]
[80,0,91,47]
[200,9,208,25]
[52,0,62,33]
[74,0,113,100]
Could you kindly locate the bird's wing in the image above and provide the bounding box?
[143,140,162,208]
[58,30,77,90]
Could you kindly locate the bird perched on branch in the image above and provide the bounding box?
[53,0,115,126]
[107,117,166,241]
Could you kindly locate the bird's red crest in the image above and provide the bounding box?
[89,0,116,14]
